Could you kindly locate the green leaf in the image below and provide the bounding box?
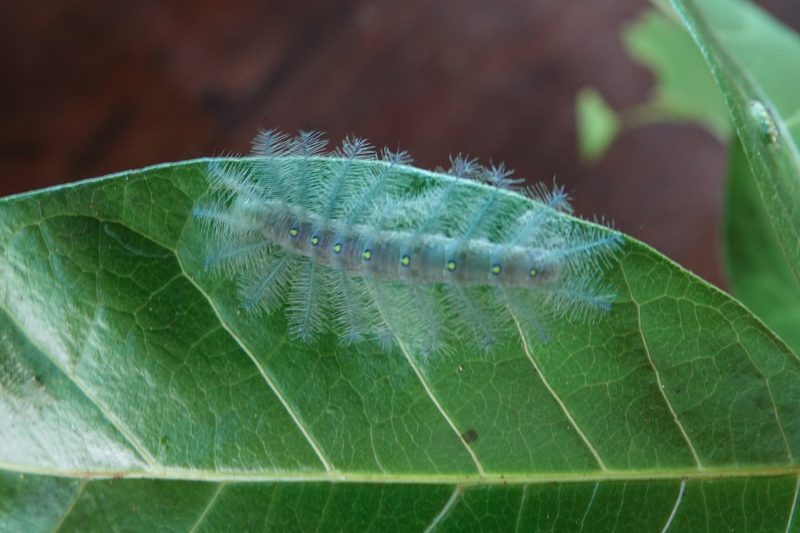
[575,87,621,162]
[724,138,800,356]
[621,7,730,138]
[574,6,731,161]
[669,0,800,284]
[2,160,800,531]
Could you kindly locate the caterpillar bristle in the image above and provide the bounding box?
[290,130,328,157]
[447,154,482,179]
[482,163,521,189]
[523,182,572,213]
[286,259,328,342]
[252,128,291,157]
[329,272,372,345]
[195,130,622,354]
[408,284,447,354]
[443,285,500,352]
[239,253,296,315]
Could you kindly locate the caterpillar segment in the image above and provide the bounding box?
[194,130,622,353]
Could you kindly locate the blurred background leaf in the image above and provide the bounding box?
[575,87,622,162]
[575,5,730,162]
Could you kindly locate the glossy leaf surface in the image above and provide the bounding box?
[0,159,798,531]
[725,139,800,356]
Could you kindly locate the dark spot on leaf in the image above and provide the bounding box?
[461,429,479,444]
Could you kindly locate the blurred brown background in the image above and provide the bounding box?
[1,0,798,289]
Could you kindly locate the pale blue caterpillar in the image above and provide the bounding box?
[194,130,621,354]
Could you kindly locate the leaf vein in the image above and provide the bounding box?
[187,482,227,533]
[363,281,485,475]
[507,303,608,471]
[176,255,334,474]
[0,296,159,470]
[732,328,794,460]
[622,267,704,470]
[50,478,87,533]
[514,484,528,533]
[786,475,800,533]
[423,485,463,533]
[660,479,686,533]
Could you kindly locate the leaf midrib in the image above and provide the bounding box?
[2,461,798,483]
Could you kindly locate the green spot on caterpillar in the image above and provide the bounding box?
[195,130,622,353]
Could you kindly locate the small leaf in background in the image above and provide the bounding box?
[574,7,730,162]
[575,87,621,162]
[621,7,730,138]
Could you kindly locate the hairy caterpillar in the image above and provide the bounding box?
[194,130,621,354]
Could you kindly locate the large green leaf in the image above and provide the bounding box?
[659,0,800,362]
[1,160,799,532]
[724,138,800,356]
[669,0,800,284]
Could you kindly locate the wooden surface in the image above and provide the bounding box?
[1,0,798,288]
